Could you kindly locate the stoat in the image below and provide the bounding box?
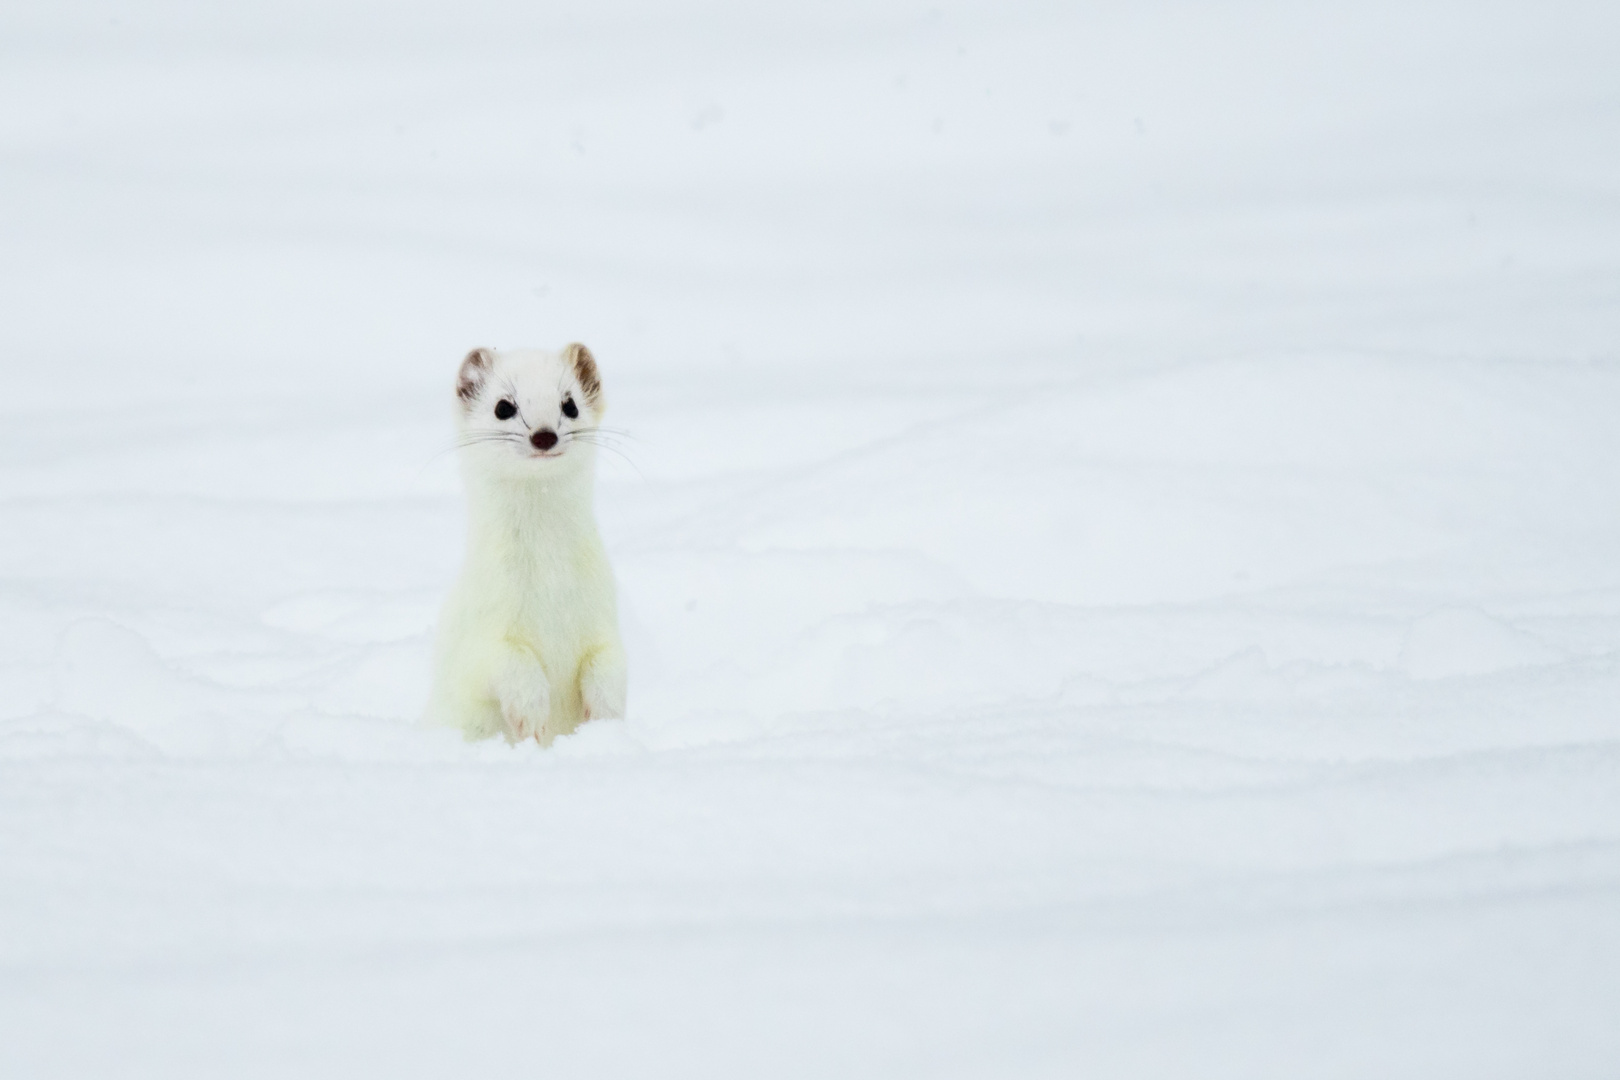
[425,343,627,745]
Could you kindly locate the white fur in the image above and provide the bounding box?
[425,345,627,745]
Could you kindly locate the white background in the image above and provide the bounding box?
[3,1,1619,1076]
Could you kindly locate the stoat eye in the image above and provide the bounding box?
[494,399,517,420]
[561,396,579,419]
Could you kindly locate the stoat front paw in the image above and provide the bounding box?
[580,647,628,721]
[493,655,550,743]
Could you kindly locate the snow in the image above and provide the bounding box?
[4,0,1620,1075]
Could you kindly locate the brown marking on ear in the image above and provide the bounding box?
[457,348,493,406]
[567,343,604,409]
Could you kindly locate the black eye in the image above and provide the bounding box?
[494,399,516,420]
[561,397,578,419]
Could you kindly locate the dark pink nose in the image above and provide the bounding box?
[531,429,558,451]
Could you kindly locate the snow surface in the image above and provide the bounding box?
[4,1,1620,1076]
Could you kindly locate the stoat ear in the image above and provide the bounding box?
[457,347,493,406]
[566,342,604,410]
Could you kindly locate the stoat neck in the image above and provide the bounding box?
[462,461,599,572]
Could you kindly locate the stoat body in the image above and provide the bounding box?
[425,343,627,745]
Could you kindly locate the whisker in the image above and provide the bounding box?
[569,431,637,453]
[568,433,645,479]
[428,427,644,478]
[454,432,526,446]
[427,431,528,460]
[571,424,640,443]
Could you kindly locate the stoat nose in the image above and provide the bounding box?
[530,429,559,451]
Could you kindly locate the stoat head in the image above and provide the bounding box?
[454,343,606,477]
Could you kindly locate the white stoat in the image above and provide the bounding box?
[425,343,627,745]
